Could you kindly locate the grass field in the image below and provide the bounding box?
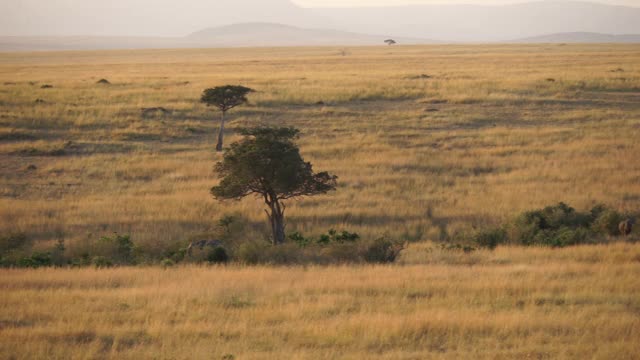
[1,44,639,358]
[1,44,639,251]
[1,243,640,359]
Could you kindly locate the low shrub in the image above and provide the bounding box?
[160,241,188,264]
[471,203,630,248]
[161,259,175,267]
[92,256,113,268]
[288,232,311,247]
[95,233,135,265]
[591,208,623,236]
[439,243,477,253]
[237,232,403,265]
[331,230,360,243]
[1,233,69,268]
[206,247,229,264]
[362,237,405,264]
[291,229,360,247]
[471,228,507,249]
[17,252,52,268]
[50,239,67,266]
[71,253,92,267]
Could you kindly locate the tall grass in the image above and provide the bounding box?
[0,44,639,358]
[0,44,639,250]
[1,243,639,359]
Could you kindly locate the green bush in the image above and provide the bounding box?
[495,203,625,248]
[50,239,67,266]
[70,253,91,267]
[531,227,592,247]
[0,233,64,268]
[161,258,175,267]
[206,247,229,264]
[161,242,188,264]
[591,209,623,236]
[95,233,135,265]
[331,230,360,243]
[17,252,52,268]
[554,227,592,247]
[362,237,405,264]
[472,228,507,249]
[288,232,311,247]
[290,229,360,247]
[92,256,113,268]
[538,202,591,229]
[439,243,477,253]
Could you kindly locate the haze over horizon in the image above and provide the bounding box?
[294,0,639,7]
[1,0,639,44]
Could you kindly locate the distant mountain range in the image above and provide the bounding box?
[1,24,639,52]
[0,23,434,51]
[511,32,640,43]
[1,1,640,51]
[314,1,640,42]
[186,23,433,47]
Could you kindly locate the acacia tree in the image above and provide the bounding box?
[201,85,254,152]
[211,127,338,245]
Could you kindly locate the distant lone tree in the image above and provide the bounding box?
[384,39,397,46]
[211,127,338,245]
[201,85,254,152]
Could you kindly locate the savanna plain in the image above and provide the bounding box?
[1,44,639,358]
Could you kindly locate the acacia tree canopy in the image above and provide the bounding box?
[211,126,338,245]
[200,85,254,112]
[201,85,254,152]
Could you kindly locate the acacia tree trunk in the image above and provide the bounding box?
[216,110,226,152]
[266,199,286,245]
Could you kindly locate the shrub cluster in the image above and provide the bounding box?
[3,203,629,268]
[288,229,360,247]
[0,232,138,268]
[0,227,405,268]
[468,203,630,249]
[234,234,404,265]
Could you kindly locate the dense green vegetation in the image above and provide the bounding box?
[1,202,633,268]
[466,203,631,249]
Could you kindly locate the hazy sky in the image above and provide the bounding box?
[1,0,638,37]
[292,0,638,6]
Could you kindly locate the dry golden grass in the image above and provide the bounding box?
[1,44,640,357]
[1,44,639,250]
[1,243,639,359]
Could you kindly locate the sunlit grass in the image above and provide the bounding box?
[1,44,639,359]
[1,243,639,359]
[0,44,639,248]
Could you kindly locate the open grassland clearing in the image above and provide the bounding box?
[1,44,639,251]
[1,44,640,358]
[1,243,639,359]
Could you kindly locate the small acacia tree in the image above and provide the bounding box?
[211,127,338,245]
[201,85,254,152]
